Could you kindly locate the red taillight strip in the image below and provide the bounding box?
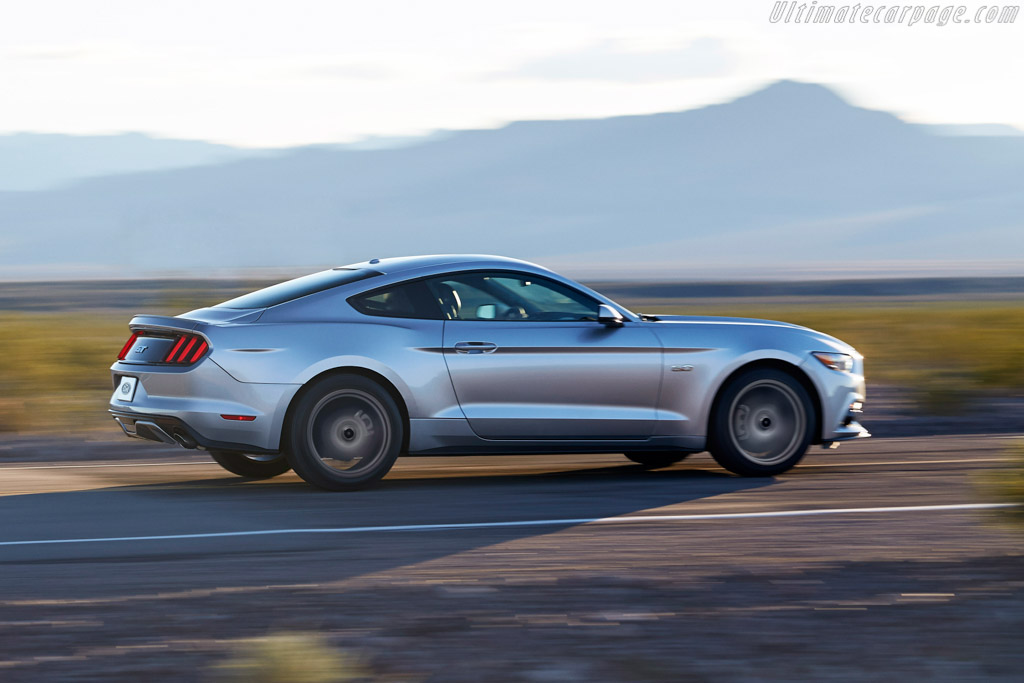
[164,336,186,362]
[220,414,256,421]
[117,334,138,360]
[176,337,198,362]
[123,331,208,365]
[189,340,209,363]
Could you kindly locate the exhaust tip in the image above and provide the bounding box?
[172,430,198,449]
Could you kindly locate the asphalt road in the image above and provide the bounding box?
[1,435,1022,681]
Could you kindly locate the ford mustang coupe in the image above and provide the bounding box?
[110,255,868,490]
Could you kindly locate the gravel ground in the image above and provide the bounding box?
[0,554,1020,681]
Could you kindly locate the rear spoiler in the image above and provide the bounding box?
[128,314,202,334]
[128,308,264,333]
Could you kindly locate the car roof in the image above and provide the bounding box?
[239,254,639,322]
[339,254,639,321]
[340,254,546,276]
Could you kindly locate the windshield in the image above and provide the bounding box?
[217,268,381,309]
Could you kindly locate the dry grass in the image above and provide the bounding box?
[977,441,1024,527]
[0,313,128,433]
[209,632,370,682]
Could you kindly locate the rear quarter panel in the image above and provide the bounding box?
[205,318,458,420]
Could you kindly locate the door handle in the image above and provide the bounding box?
[454,341,498,354]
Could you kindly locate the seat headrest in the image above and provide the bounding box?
[435,284,461,320]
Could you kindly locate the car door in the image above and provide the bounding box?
[429,271,663,440]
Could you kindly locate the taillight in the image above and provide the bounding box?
[117,333,139,360]
[163,333,210,365]
[116,330,209,365]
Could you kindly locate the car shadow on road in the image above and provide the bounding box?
[0,461,775,600]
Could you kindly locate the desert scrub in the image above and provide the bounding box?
[0,313,127,432]
[210,632,371,683]
[979,441,1024,526]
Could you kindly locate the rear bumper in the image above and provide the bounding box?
[109,357,300,452]
[110,410,281,454]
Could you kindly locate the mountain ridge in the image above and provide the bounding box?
[0,80,1021,276]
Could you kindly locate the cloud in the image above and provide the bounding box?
[7,45,101,61]
[504,37,734,83]
[298,62,400,80]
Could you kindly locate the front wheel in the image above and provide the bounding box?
[286,374,403,491]
[209,450,291,479]
[709,368,814,477]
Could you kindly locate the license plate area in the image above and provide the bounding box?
[115,376,139,402]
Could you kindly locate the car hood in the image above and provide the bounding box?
[649,315,857,356]
[652,314,805,329]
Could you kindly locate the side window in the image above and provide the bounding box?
[348,281,442,320]
[424,272,600,321]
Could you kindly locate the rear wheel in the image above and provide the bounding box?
[709,368,814,477]
[625,453,688,468]
[286,374,403,491]
[209,450,291,479]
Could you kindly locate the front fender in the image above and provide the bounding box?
[651,320,824,439]
[683,348,810,438]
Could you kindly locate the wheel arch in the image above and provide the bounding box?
[707,359,823,445]
[280,366,411,454]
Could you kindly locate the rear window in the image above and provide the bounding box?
[348,281,443,320]
[218,268,381,309]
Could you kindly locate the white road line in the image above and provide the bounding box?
[0,461,217,471]
[0,503,1015,548]
[802,458,1007,468]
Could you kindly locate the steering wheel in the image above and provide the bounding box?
[501,306,528,320]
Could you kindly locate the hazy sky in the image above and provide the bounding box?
[2,0,1021,147]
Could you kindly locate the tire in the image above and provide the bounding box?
[286,374,403,491]
[209,450,291,479]
[708,368,814,477]
[625,453,688,468]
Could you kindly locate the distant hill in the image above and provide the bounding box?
[0,131,449,192]
[917,123,1024,137]
[0,80,1022,277]
[0,132,269,191]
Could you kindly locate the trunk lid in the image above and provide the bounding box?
[119,315,211,366]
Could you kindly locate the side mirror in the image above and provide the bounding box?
[597,304,624,327]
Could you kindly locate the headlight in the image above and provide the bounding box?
[812,351,854,373]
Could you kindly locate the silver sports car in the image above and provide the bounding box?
[110,255,868,490]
